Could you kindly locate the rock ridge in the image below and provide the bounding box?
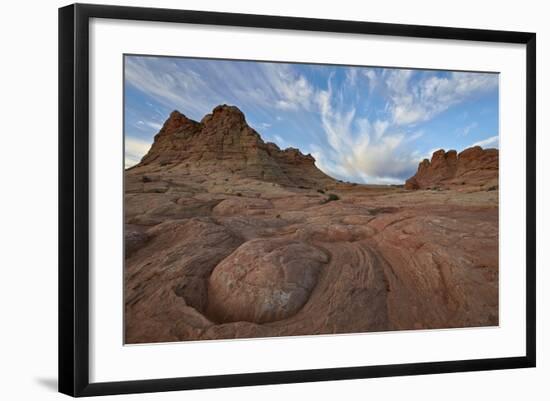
[134,104,333,188]
[405,146,498,190]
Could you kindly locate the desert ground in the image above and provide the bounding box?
[124,105,498,344]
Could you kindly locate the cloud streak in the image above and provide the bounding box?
[383,70,498,126]
[471,135,499,149]
[312,74,419,184]
[125,57,316,120]
[124,56,499,184]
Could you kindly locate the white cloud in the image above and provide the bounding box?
[407,131,424,142]
[125,137,153,168]
[125,57,497,184]
[312,75,419,184]
[373,120,389,139]
[385,70,498,125]
[261,122,272,129]
[262,64,315,111]
[345,68,358,85]
[135,119,162,132]
[363,69,378,91]
[458,122,478,136]
[125,57,215,117]
[125,57,317,121]
[316,79,355,155]
[471,135,499,149]
[146,121,162,131]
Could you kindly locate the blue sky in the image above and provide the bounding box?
[124,55,499,184]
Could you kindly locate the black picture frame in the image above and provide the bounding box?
[58,3,536,397]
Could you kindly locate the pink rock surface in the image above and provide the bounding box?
[124,106,499,343]
[207,239,328,324]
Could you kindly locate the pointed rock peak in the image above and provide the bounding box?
[158,110,199,136]
[165,110,189,124]
[201,104,246,125]
[213,104,245,118]
[169,109,185,118]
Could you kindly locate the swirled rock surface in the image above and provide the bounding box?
[124,105,499,344]
[207,239,329,324]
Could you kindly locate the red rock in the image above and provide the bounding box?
[207,239,329,324]
[124,106,499,343]
[405,146,498,190]
[134,104,333,188]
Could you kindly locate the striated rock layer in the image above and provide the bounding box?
[132,104,333,188]
[405,146,498,190]
[124,105,498,344]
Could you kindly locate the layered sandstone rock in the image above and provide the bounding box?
[124,106,499,344]
[132,105,333,188]
[405,146,498,190]
[207,239,329,324]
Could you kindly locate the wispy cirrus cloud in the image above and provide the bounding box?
[309,69,497,183]
[125,56,499,184]
[312,74,419,184]
[262,63,315,111]
[125,57,316,120]
[125,57,213,117]
[380,69,498,126]
[457,121,478,136]
[135,120,162,131]
[471,135,499,148]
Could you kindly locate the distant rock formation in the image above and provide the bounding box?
[133,104,334,188]
[405,146,499,190]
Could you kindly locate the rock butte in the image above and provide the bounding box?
[405,146,498,190]
[125,104,498,344]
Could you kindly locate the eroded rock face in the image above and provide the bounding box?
[405,146,498,190]
[124,105,499,344]
[207,239,328,324]
[371,208,498,329]
[124,218,243,343]
[132,104,333,188]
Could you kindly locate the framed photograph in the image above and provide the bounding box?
[58,3,536,397]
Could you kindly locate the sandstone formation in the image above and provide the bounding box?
[124,105,499,344]
[133,105,333,188]
[405,146,498,190]
[207,239,329,324]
